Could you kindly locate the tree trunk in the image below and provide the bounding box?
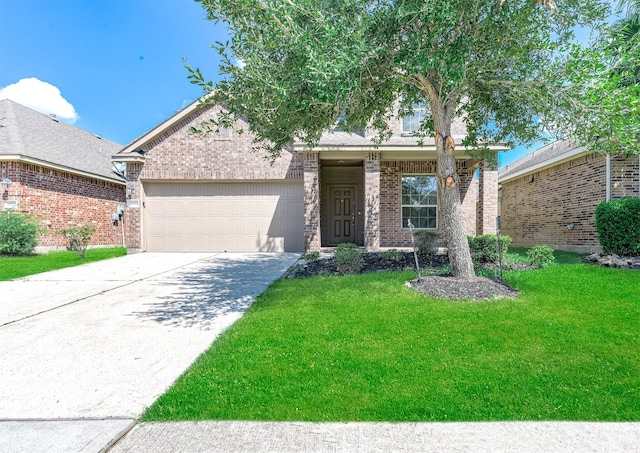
[436,134,476,279]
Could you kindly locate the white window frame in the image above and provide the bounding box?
[401,103,428,134]
[401,174,438,230]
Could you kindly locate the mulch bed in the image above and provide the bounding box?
[406,276,519,301]
[292,251,519,301]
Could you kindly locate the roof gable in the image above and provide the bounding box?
[0,99,123,182]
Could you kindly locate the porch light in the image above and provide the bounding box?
[1,177,11,192]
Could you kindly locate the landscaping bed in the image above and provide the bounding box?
[292,251,522,301]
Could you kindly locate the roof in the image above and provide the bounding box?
[0,99,124,183]
[499,139,588,182]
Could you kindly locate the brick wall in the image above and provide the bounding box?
[477,159,498,235]
[364,152,380,251]
[138,105,303,181]
[124,162,143,251]
[500,153,617,252]
[1,161,125,249]
[611,155,640,198]
[304,152,321,251]
[122,104,305,252]
[379,160,476,247]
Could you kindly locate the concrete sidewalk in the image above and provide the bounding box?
[109,420,640,452]
[0,252,300,452]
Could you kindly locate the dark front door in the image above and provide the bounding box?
[328,185,356,245]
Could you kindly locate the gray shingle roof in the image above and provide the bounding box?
[0,99,123,182]
[499,139,586,181]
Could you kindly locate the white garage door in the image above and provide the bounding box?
[144,182,304,252]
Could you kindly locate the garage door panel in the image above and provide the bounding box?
[144,182,304,252]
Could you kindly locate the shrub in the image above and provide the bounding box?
[380,249,403,262]
[0,211,43,255]
[595,197,640,256]
[468,234,512,264]
[413,231,440,256]
[527,245,556,269]
[301,251,321,262]
[334,242,364,274]
[57,224,96,258]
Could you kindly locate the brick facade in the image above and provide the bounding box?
[137,105,303,181]
[379,160,477,248]
[364,152,381,251]
[1,161,125,249]
[304,152,321,251]
[116,102,499,252]
[477,158,498,235]
[122,105,304,252]
[500,153,640,253]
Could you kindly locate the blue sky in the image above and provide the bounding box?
[0,0,616,168]
[1,0,224,145]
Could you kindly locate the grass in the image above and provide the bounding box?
[143,259,639,422]
[0,247,127,281]
[509,247,584,265]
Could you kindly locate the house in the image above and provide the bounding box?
[0,99,126,250]
[113,100,507,253]
[499,140,640,253]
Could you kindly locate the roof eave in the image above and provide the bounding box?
[0,155,126,185]
[499,146,590,183]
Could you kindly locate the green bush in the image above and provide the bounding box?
[413,231,440,256]
[380,249,403,262]
[301,251,321,262]
[0,211,43,255]
[595,197,640,256]
[335,242,364,274]
[57,224,96,259]
[468,234,512,264]
[527,245,556,269]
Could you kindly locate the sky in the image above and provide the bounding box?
[0,0,618,168]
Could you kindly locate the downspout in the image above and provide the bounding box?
[605,153,611,201]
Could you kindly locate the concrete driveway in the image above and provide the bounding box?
[0,252,299,452]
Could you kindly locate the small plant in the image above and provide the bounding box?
[0,211,44,255]
[380,249,403,262]
[468,234,512,264]
[301,251,321,262]
[413,231,440,256]
[527,245,556,269]
[334,242,364,275]
[595,197,640,256]
[57,224,96,258]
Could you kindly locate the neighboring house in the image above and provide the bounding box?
[113,100,507,253]
[499,140,640,253]
[0,99,126,250]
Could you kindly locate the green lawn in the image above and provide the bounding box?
[0,247,127,281]
[143,261,639,422]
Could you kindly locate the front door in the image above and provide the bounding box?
[328,185,356,245]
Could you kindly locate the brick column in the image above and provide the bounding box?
[124,162,143,252]
[477,157,498,235]
[303,152,321,251]
[364,152,380,251]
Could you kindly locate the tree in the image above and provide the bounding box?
[190,0,622,278]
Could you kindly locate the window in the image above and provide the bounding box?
[401,103,428,133]
[402,175,437,229]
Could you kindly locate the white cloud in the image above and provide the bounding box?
[0,78,79,124]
